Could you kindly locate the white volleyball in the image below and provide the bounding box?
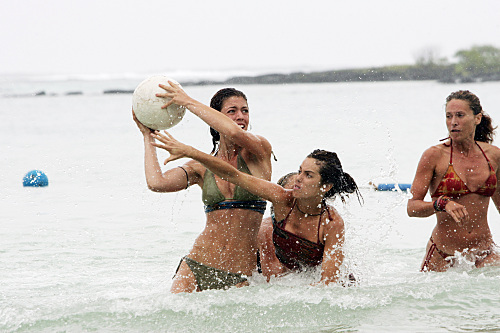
[132,75,186,130]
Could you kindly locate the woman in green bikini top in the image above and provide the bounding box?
[203,154,266,214]
[134,83,272,293]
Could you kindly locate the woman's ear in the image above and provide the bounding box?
[321,183,333,193]
[475,112,482,125]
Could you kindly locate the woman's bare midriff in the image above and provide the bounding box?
[432,194,494,254]
[187,208,263,275]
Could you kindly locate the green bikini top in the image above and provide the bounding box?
[202,154,266,214]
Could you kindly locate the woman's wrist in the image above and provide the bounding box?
[433,195,451,212]
[183,97,200,110]
[144,132,156,145]
[184,145,199,159]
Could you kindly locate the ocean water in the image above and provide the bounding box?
[1,77,500,332]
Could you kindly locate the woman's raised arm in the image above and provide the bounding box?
[156,82,272,160]
[133,110,201,192]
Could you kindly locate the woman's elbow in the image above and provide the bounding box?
[226,127,244,141]
[406,205,414,217]
[407,200,425,217]
[147,182,163,192]
[146,177,167,192]
[407,203,417,217]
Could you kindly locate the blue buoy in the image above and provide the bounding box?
[376,183,411,191]
[23,170,49,187]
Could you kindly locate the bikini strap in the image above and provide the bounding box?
[421,240,437,272]
[281,200,296,228]
[316,209,322,244]
[326,206,333,221]
[475,141,493,167]
[449,142,453,164]
[317,205,333,244]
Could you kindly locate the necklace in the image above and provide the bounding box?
[296,202,324,217]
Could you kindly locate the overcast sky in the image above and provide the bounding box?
[1,0,499,78]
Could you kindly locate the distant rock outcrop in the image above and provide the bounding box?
[103,89,134,94]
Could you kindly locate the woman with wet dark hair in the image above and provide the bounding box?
[133,83,272,293]
[151,130,362,286]
[408,90,500,272]
[208,88,248,154]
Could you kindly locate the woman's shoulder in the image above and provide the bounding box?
[183,159,206,181]
[322,205,344,241]
[430,141,450,152]
[420,143,449,162]
[240,134,273,159]
[254,133,272,146]
[477,141,500,153]
[324,205,344,226]
[272,195,296,219]
[239,144,273,180]
[477,141,500,163]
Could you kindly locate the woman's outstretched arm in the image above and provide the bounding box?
[151,130,284,203]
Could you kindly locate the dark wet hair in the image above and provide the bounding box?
[307,149,362,203]
[277,172,298,188]
[209,88,248,154]
[446,90,496,143]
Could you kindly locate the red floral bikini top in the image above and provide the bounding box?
[431,141,497,199]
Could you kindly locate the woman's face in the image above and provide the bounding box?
[220,96,249,130]
[293,158,324,198]
[445,99,481,141]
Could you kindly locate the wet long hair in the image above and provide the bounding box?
[307,149,362,204]
[446,90,496,143]
[209,88,248,154]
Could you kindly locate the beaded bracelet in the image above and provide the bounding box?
[433,195,451,212]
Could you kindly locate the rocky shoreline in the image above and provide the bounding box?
[183,64,500,86]
[6,64,500,98]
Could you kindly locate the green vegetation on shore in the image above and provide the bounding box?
[186,45,500,86]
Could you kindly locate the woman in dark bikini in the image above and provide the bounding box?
[151,131,361,285]
[408,90,500,272]
[133,83,272,292]
[256,172,297,279]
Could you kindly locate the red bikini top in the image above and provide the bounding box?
[272,201,332,270]
[432,142,497,199]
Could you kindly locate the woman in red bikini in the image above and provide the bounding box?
[151,131,361,285]
[256,172,298,279]
[408,90,500,272]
